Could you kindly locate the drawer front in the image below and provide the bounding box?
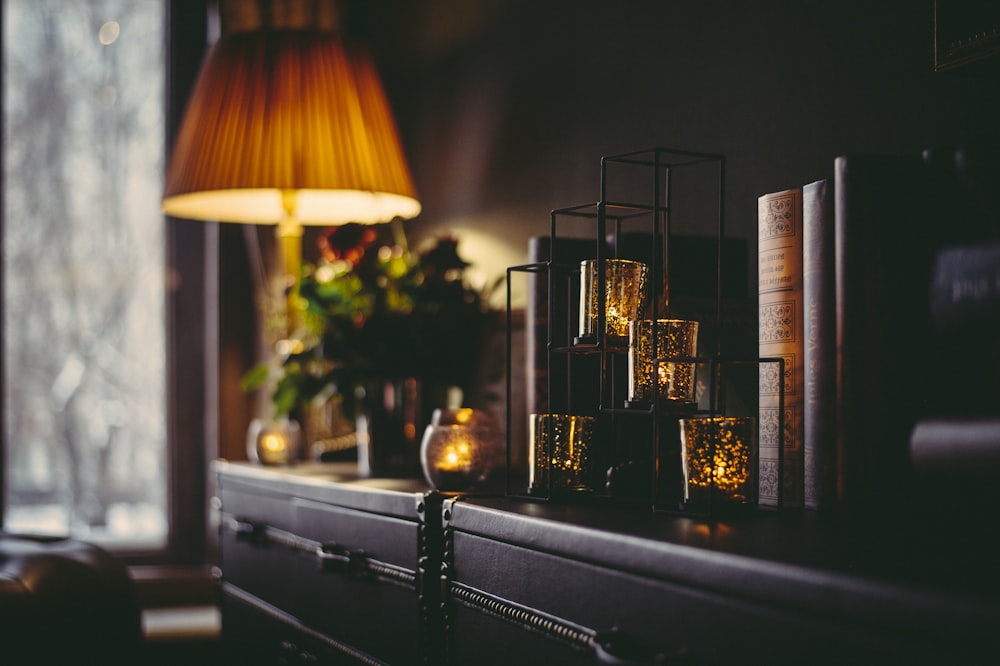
[222,583,391,665]
[218,479,430,665]
[219,484,301,615]
[445,531,940,666]
[293,498,424,665]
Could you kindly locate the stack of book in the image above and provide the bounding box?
[757,143,1000,515]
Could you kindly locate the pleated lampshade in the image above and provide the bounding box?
[162,27,420,226]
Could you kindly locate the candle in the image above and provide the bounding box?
[529,413,596,495]
[578,259,649,343]
[680,416,757,506]
[627,319,699,404]
[435,439,473,472]
[247,417,301,465]
[419,423,501,491]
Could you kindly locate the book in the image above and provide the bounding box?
[802,178,836,511]
[524,235,601,430]
[910,416,1000,516]
[834,154,935,516]
[910,418,1000,475]
[926,241,1000,418]
[757,187,804,509]
[929,241,1000,331]
[922,142,1000,245]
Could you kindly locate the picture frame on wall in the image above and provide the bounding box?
[934,0,1000,71]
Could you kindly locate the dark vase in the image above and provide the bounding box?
[356,377,458,478]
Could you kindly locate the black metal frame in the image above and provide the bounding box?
[505,148,783,516]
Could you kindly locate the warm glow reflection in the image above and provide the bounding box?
[529,414,595,493]
[275,337,305,356]
[628,319,699,403]
[260,433,287,453]
[681,417,756,504]
[579,259,650,340]
[436,440,473,472]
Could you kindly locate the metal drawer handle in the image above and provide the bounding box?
[232,518,267,546]
[317,542,372,580]
[594,628,695,666]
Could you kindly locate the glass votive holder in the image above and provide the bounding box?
[528,413,596,495]
[680,416,757,508]
[627,319,699,405]
[246,417,301,466]
[578,258,649,344]
[420,424,503,492]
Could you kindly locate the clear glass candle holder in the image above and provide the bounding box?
[578,258,649,343]
[627,319,699,404]
[246,417,301,466]
[680,416,757,507]
[420,424,502,492]
[528,413,596,495]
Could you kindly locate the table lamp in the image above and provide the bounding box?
[162,1,420,339]
[162,0,420,463]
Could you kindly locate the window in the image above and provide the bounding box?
[2,0,212,562]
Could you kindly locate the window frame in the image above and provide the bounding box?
[0,0,218,567]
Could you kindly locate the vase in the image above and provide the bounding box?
[356,377,455,478]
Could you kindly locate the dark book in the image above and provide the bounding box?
[921,142,1000,420]
[524,235,604,450]
[926,242,1000,418]
[922,142,1000,245]
[834,154,936,516]
[802,178,836,511]
[930,242,1000,330]
[910,417,1000,475]
[910,417,1000,515]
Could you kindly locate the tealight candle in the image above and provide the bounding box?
[528,413,596,495]
[420,423,501,492]
[627,318,699,404]
[246,418,301,466]
[680,416,757,507]
[578,259,649,343]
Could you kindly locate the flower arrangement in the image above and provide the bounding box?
[245,222,496,421]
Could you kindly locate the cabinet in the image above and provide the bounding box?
[441,496,998,665]
[216,462,999,665]
[215,461,439,665]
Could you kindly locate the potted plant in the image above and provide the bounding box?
[245,222,497,475]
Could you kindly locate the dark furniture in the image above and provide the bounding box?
[0,531,143,664]
[216,461,999,665]
[215,461,439,665]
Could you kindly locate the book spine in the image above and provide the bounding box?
[834,154,933,515]
[802,179,836,510]
[757,188,804,508]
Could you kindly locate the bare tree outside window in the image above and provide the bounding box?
[3,0,166,549]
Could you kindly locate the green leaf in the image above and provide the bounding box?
[241,362,271,393]
[272,376,300,418]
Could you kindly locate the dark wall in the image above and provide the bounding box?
[344,0,1000,295]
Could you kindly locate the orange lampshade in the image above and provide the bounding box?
[162,27,420,226]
